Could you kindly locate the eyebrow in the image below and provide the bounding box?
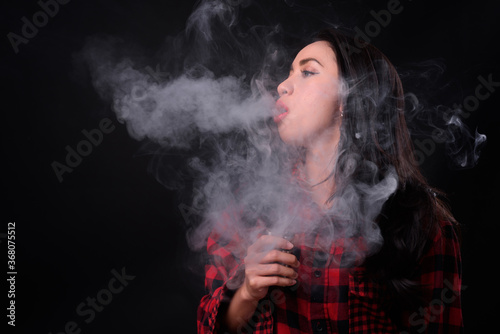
[290,58,324,72]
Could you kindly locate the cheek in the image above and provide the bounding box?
[310,88,339,121]
[306,79,338,104]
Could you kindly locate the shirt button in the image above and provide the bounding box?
[316,321,323,331]
[314,270,322,278]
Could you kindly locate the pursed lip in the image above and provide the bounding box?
[273,100,289,124]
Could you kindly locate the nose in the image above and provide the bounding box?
[277,77,292,97]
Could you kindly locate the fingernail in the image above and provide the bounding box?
[287,241,294,249]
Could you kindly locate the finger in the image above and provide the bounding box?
[248,275,297,289]
[260,249,300,268]
[249,235,294,253]
[245,249,299,267]
[253,263,299,279]
[246,262,297,279]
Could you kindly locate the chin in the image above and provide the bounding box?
[278,128,306,147]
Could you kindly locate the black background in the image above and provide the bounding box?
[2,0,499,333]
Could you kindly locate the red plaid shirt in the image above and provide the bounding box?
[197,213,463,334]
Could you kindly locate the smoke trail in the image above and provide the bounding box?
[91,63,274,148]
[77,0,485,268]
[399,61,487,169]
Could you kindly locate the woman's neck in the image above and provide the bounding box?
[303,129,340,210]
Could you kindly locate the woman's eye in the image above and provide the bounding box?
[302,70,317,77]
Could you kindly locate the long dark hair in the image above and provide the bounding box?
[314,28,458,318]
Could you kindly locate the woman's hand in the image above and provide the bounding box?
[219,234,300,333]
[240,234,300,302]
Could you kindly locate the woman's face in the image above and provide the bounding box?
[275,41,342,147]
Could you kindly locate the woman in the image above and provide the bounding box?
[197,28,463,333]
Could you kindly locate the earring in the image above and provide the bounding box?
[340,111,344,117]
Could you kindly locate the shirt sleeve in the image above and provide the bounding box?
[401,220,464,333]
[197,229,245,334]
[197,217,275,334]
